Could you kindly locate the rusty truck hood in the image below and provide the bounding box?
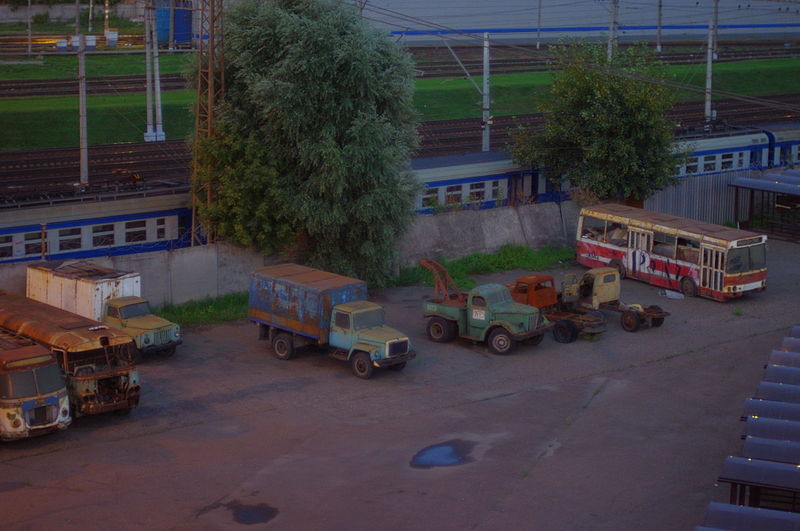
[121,315,175,331]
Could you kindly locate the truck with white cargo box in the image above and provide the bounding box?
[26,261,181,360]
[248,264,415,379]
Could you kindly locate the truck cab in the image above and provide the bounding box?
[328,300,414,379]
[562,268,621,309]
[104,296,182,359]
[509,274,559,309]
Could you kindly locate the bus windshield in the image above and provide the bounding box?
[0,364,64,399]
[727,244,767,274]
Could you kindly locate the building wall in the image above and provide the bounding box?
[0,201,578,304]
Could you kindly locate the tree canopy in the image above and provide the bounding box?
[511,43,679,201]
[193,0,419,284]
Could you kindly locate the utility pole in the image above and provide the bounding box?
[169,0,176,50]
[712,0,719,57]
[104,0,109,33]
[151,5,165,141]
[607,0,619,61]
[78,34,89,186]
[88,0,93,33]
[482,32,491,152]
[26,0,32,56]
[656,0,662,53]
[704,16,715,123]
[536,0,542,50]
[144,3,155,141]
[74,0,80,35]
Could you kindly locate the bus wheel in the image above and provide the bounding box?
[680,277,697,298]
[609,259,626,279]
[621,311,641,332]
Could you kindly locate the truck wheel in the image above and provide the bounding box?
[427,317,455,343]
[680,277,697,298]
[351,352,374,379]
[649,305,665,328]
[388,362,407,371]
[621,311,641,333]
[487,328,515,355]
[609,259,626,280]
[553,320,579,343]
[272,333,295,360]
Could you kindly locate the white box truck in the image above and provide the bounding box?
[26,261,181,360]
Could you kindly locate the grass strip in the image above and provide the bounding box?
[0,53,193,80]
[154,244,575,326]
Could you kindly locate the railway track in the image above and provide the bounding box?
[3,42,799,97]
[2,94,800,203]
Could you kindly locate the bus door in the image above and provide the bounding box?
[700,246,725,294]
[626,228,653,278]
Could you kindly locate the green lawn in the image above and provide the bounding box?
[0,53,193,80]
[1,57,798,150]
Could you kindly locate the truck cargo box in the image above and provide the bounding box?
[27,261,140,322]
[247,264,368,344]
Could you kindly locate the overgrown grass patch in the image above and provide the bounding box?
[391,244,575,289]
[156,292,248,327]
[0,53,192,80]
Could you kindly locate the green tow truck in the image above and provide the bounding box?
[420,259,551,355]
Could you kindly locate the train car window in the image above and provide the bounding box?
[0,236,11,258]
[445,185,461,205]
[685,157,698,174]
[422,187,439,207]
[703,155,716,172]
[58,228,82,251]
[721,153,734,170]
[124,220,147,243]
[92,224,115,247]
[737,152,745,168]
[24,232,42,256]
[491,180,505,200]
[780,147,789,165]
[156,218,166,240]
[469,182,485,202]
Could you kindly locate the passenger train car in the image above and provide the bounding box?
[0,123,798,265]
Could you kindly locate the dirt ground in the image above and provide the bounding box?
[1,240,798,531]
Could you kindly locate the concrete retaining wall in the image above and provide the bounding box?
[0,202,578,305]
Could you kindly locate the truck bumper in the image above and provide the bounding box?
[512,323,553,341]
[142,339,182,355]
[374,350,416,368]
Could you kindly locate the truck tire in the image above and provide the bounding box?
[620,311,641,333]
[272,333,295,360]
[351,352,374,379]
[649,305,665,328]
[427,317,456,343]
[553,320,579,343]
[487,328,515,355]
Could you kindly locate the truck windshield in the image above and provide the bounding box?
[726,244,767,274]
[353,309,385,330]
[119,302,152,319]
[486,289,511,305]
[0,364,65,399]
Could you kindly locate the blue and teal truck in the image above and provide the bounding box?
[247,264,415,379]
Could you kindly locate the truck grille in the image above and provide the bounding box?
[26,405,58,427]
[529,314,539,331]
[156,328,172,344]
[388,340,409,356]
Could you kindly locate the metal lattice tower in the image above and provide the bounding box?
[191,0,224,245]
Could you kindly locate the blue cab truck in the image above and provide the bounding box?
[247,264,415,379]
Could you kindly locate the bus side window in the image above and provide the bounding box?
[606,223,627,245]
[581,216,606,241]
[677,237,700,263]
[652,232,676,259]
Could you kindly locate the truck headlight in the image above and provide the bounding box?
[143,334,152,345]
[173,328,181,339]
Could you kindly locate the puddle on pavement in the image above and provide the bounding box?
[410,439,477,469]
[197,499,278,525]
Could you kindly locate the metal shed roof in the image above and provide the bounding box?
[756,381,800,404]
[730,174,800,197]
[719,456,800,491]
[742,436,800,465]
[700,501,800,530]
[743,399,800,423]
[769,350,800,369]
[743,416,800,443]
[764,365,800,386]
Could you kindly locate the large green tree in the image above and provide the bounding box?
[511,43,679,200]
[193,0,418,284]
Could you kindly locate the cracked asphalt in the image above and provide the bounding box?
[1,240,798,530]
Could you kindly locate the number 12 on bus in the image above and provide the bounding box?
[576,204,767,301]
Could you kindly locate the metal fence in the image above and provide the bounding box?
[644,169,756,226]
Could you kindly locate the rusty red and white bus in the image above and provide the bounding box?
[576,204,767,301]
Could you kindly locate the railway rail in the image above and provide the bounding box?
[2,41,799,97]
[2,94,800,205]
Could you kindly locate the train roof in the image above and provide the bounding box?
[731,170,800,197]
[581,203,765,243]
[411,150,510,171]
[0,290,134,353]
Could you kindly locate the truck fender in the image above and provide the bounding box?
[347,343,379,360]
[481,323,512,342]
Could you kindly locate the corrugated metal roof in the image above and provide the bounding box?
[742,436,800,465]
[743,399,800,423]
[743,417,800,443]
[755,381,800,403]
[783,338,800,353]
[410,150,510,171]
[719,456,800,491]
[700,501,800,530]
[769,350,800,369]
[252,263,364,292]
[730,173,800,197]
[764,365,800,386]
[28,260,133,280]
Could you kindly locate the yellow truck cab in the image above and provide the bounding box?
[104,296,182,358]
